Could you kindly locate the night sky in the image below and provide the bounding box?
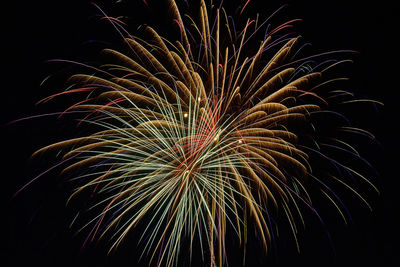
[3,1,396,266]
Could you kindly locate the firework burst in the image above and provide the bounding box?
[20,0,381,266]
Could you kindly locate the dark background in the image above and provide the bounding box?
[3,0,396,266]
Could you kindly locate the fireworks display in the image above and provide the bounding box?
[7,0,387,267]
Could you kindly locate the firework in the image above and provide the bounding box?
[21,0,381,266]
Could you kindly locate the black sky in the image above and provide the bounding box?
[3,0,396,266]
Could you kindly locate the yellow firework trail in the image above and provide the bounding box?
[27,1,381,266]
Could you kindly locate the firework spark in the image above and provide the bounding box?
[21,0,381,266]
